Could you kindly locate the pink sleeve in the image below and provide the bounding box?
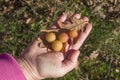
[0,53,25,80]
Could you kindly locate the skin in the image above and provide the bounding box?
[17,13,92,80]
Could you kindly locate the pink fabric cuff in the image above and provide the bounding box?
[0,53,25,80]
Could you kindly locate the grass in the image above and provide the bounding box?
[0,0,120,80]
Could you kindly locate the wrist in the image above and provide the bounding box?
[17,57,43,80]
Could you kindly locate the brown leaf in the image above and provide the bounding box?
[41,29,59,32]
[89,49,99,60]
[64,11,74,19]
[57,15,86,31]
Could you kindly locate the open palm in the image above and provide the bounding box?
[17,13,92,80]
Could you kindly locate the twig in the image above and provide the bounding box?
[105,53,113,80]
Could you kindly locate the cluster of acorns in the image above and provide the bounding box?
[45,29,78,51]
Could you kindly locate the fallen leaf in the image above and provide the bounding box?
[89,49,99,60]
[57,15,86,31]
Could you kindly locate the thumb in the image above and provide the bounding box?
[29,35,43,48]
[62,50,80,73]
[67,50,80,62]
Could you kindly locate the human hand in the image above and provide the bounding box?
[17,13,92,80]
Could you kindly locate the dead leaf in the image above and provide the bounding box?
[64,11,74,19]
[41,29,59,32]
[89,49,99,60]
[57,15,86,31]
[26,18,32,24]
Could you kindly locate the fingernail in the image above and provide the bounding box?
[83,16,89,22]
[74,14,81,19]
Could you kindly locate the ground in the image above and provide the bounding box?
[0,0,120,80]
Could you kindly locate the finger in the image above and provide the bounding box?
[50,13,67,29]
[62,50,80,73]
[22,38,48,57]
[29,36,42,47]
[72,23,92,50]
[67,50,80,62]
[82,16,89,22]
[62,41,72,53]
[73,15,89,22]
[27,37,46,51]
[73,14,81,19]
[62,14,82,52]
[58,13,67,22]
[63,16,90,51]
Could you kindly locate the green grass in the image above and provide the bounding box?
[0,0,120,80]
